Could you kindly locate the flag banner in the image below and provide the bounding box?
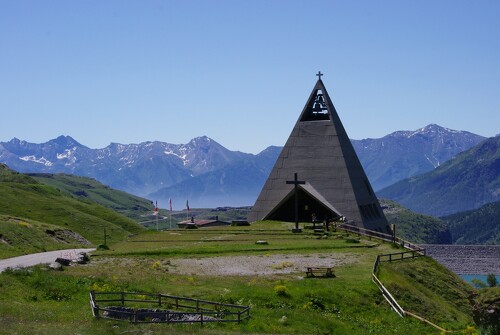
[186,200,189,211]
[169,198,172,211]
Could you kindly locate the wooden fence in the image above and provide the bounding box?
[336,223,454,333]
[90,291,250,324]
[336,222,422,251]
[371,249,426,318]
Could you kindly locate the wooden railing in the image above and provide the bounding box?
[336,222,423,251]
[90,291,250,324]
[336,223,455,333]
[371,249,426,319]
[336,222,395,243]
[377,249,426,263]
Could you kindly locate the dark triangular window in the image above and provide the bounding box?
[300,89,331,122]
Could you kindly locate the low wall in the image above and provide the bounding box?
[422,245,500,275]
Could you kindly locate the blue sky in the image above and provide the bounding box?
[1,0,499,154]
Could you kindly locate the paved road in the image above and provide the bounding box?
[0,248,95,273]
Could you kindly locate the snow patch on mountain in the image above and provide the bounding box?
[56,147,78,162]
[163,149,188,165]
[19,155,53,166]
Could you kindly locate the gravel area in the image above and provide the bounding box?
[167,253,361,276]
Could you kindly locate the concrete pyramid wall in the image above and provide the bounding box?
[248,78,390,233]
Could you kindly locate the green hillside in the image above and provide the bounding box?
[0,165,144,258]
[380,199,451,244]
[30,173,154,221]
[378,135,500,217]
[442,201,500,245]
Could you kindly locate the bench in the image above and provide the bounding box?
[306,267,335,278]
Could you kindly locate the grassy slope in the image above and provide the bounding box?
[0,215,90,259]
[0,166,144,258]
[30,173,154,221]
[0,222,476,335]
[378,256,475,330]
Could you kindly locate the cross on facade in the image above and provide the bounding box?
[316,71,323,80]
[286,172,306,232]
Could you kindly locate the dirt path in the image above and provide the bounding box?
[0,248,95,273]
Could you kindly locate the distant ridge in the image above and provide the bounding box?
[442,200,500,245]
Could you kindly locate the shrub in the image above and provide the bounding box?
[487,274,498,287]
[303,294,326,310]
[274,284,289,297]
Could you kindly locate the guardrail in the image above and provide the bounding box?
[90,291,250,324]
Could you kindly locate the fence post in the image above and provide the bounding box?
[158,294,162,307]
[90,291,99,319]
[121,291,125,306]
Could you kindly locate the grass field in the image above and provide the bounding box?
[0,221,477,335]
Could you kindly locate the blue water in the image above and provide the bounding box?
[460,274,500,284]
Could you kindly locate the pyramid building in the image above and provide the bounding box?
[248,73,390,233]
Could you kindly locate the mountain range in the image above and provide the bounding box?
[0,124,486,209]
[352,124,485,190]
[378,134,500,217]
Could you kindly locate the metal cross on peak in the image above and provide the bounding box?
[316,71,323,80]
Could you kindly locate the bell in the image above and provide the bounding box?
[313,103,322,112]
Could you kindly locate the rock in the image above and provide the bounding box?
[75,252,89,264]
[49,262,63,271]
[55,257,71,266]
